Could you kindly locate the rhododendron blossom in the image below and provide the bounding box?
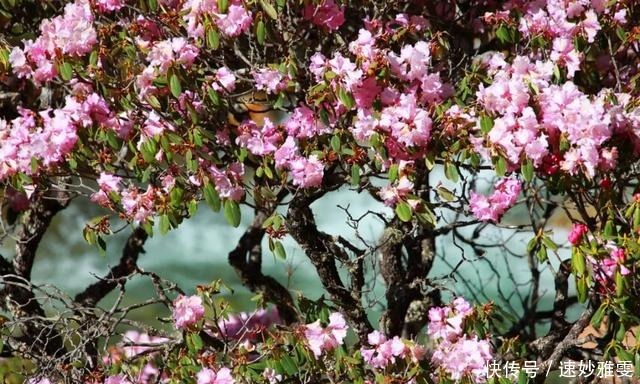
[172,295,205,329]
[302,0,345,31]
[197,367,235,384]
[568,223,589,245]
[304,312,349,357]
[469,178,521,222]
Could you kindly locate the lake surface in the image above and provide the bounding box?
[3,170,579,331]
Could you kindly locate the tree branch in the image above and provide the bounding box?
[287,193,373,341]
[74,227,148,308]
[228,205,298,325]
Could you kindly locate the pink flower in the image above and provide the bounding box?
[235,118,281,155]
[97,173,122,193]
[197,367,235,384]
[274,137,298,169]
[378,176,413,207]
[253,68,289,94]
[432,335,493,383]
[215,4,252,37]
[104,375,133,384]
[289,155,324,188]
[208,162,245,201]
[96,0,126,12]
[568,223,588,245]
[304,312,349,357]
[361,331,407,369]
[469,178,521,222]
[302,0,345,31]
[262,368,282,384]
[284,105,330,139]
[26,378,52,384]
[213,67,236,92]
[172,294,205,329]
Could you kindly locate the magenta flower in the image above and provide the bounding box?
[568,223,589,245]
[96,0,125,13]
[304,312,349,358]
[172,294,205,329]
[197,367,235,384]
[302,0,345,31]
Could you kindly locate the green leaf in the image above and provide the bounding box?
[576,276,588,303]
[337,87,355,110]
[203,182,221,212]
[224,200,241,227]
[591,302,608,328]
[188,200,198,217]
[97,236,107,256]
[260,0,278,19]
[159,214,170,235]
[273,240,286,260]
[169,73,182,98]
[148,0,157,11]
[395,202,412,222]
[444,162,459,182]
[496,25,510,43]
[437,186,456,202]
[188,333,204,352]
[495,156,507,177]
[480,115,494,134]
[89,50,98,66]
[330,135,341,152]
[571,248,586,276]
[351,164,361,186]
[526,237,537,254]
[615,271,624,297]
[518,370,528,384]
[280,355,298,375]
[217,0,228,12]
[59,61,73,81]
[536,246,547,262]
[207,28,220,50]
[541,236,558,251]
[521,159,534,182]
[256,20,266,45]
[388,164,399,183]
[208,88,220,106]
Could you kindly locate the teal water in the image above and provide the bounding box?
[3,170,579,333]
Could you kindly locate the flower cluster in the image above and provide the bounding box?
[303,312,349,358]
[173,294,206,329]
[469,178,521,222]
[9,0,96,83]
[428,298,493,383]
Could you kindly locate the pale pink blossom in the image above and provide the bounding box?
[197,367,235,384]
[289,155,324,188]
[213,67,236,92]
[215,4,252,37]
[304,312,349,357]
[172,294,205,329]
